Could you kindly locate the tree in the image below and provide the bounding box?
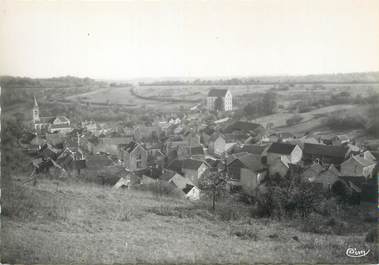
[198,165,227,211]
[262,91,277,114]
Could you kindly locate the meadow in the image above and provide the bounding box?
[1,176,377,264]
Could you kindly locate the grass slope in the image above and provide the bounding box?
[1,178,377,264]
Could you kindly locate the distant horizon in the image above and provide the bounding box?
[2,70,379,82]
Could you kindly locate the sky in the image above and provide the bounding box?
[1,0,379,79]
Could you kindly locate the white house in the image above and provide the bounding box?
[266,142,303,165]
[208,133,226,156]
[168,173,200,200]
[207,89,232,111]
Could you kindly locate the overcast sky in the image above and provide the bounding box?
[1,0,379,79]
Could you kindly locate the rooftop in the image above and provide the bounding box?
[267,142,297,155]
[208,88,229,97]
[303,143,348,158]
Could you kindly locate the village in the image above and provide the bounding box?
[23,87,378,204]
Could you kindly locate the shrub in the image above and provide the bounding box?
[253,174,326,219]
[299,213,349,235]
[286,114,303,126]
[365,228,378,243]
[324,114,366,130]
[134,181,182,198]
[230,226,258,240]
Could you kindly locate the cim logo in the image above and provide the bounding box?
[346,247,370,258]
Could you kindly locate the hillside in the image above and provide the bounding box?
[2,177,377,264]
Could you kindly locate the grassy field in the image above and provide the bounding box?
[1,176,377,264]
[66,83,379,109]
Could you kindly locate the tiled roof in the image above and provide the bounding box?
[352,156,375,167]
[267,142,297,155]
[303,143,348,158]
[182,184,195,194]
[182,159,205,170]
[239,154,264,171]
[239,144,267,155]
[208,88,229,97]
[224,121,264,133]
[169,173,195,190]
[190,146,204,155]
[121,141,139,153]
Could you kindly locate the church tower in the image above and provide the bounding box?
[33,96,40,123]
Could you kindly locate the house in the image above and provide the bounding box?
[332,176,367,201]
[181,159,209,185]
[182,130,201,146]
[134,125,161,141]
[165,141,190,160]
[304,163,341,190]
[234,144,268,157]
[303,143,348,166]
[208,133,226,156]
[361,150,376,162]
[189,146,205,160]
[332,134,350,145]
[141,174,157,185]
[113,177,130,189]
[225,153,267,194]
[81,120,98,134]
[119,142,148,171]
[147,147,166,167]
[55,147,86,174]
[168,173,200,200]
[268,156,290,177]
[340,155,376,178]
[236,154,267,195]
[227,153,265,181]
[39,144,62,160]
[200,127,215,146]
[168,159,208,185]
[266,142,302,165]
[87,136,132,156]
[207,88,232,111]
[302,162,324,180]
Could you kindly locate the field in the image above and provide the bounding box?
[2,177,377,264]
[66,83,379,112]
[252,104,367,135]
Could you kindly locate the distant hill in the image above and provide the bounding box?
[0,75,107,89]
[138,71,379,86]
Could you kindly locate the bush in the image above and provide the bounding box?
[365,228,378,243]
[324,114,366,130]
[134,181,182,198]
[299,213,349,235]
[230,226,258,240]
[253,174,326,219]
[286,114,303,126]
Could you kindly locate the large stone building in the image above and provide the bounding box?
[207,89,232,111]
[32,97,72,134]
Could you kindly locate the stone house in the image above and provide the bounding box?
[340,155,376,178]
[119,142,148,171]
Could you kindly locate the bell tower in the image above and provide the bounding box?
[33,96,40,123]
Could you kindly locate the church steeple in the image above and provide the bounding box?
[34,96,38,107]
[33,96,40,123]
